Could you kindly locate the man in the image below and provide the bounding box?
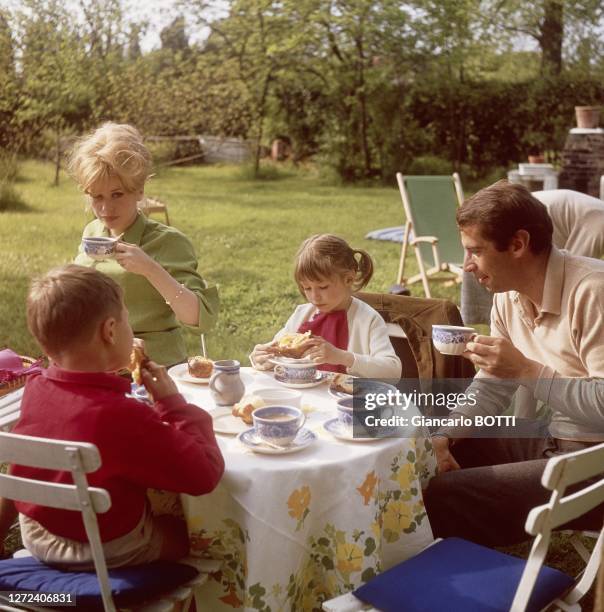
[424,181,604,546]
[461,188,604,325]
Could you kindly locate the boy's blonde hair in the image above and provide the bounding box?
[68,122,152,193]
[294,234,374,295]
[27,265,124,356]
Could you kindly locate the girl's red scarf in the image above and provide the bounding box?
[298,309,349,373]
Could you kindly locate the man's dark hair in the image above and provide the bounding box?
[456,180,553,253]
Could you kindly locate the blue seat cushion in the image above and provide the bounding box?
[353,537,574,612]
[0,556,198,610]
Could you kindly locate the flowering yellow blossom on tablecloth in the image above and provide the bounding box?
[336,541,364,575]
[287,485,311,531]
[383,499,413,533]
[288,485,311,519]
[357,471,378,505]
[393,462,415,490]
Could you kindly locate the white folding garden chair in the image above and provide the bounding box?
[323,442,604,612]
[0,430,219,612]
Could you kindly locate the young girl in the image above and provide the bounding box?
[251,234,401,378]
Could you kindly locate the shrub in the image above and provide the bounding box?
[0,180,26,211]
[0,152,19,182]
[0,153,27,211]
[405,155,453,176]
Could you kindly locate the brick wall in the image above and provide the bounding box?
[558,133,604,197]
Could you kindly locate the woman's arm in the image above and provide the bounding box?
[115,243,200,325]
[143,262,200,326]
[115,230,219,330]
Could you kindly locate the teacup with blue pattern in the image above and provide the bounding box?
[432,325,476,355]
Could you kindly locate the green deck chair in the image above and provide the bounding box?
[395,173,465,298]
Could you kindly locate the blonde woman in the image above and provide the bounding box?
[70,122,219,366]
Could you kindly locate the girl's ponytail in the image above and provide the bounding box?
[352,249,373,291]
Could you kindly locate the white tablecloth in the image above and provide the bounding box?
[173,368,436,611]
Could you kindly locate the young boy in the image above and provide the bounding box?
[0,264,224,569]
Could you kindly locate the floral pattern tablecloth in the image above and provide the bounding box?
[174,369,436,611]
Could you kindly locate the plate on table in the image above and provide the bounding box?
[212,407,249,435]
[168,363,210,384]
[323,418,380,443]
[237,427,317,455]
[274,371,328,389]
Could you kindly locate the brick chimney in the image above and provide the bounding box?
[558,131,604,197]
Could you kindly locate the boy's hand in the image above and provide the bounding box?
[140,361,178,401]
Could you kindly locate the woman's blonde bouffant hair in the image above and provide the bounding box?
[294,234,374,295]
[68,122,152,193]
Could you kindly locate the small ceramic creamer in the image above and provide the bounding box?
[209,360,245,406]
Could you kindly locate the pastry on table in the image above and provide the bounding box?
[187,356,214,378]
[232,396,265,425]
[331,373,354,395]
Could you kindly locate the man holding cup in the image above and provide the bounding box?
[424,180,604,546]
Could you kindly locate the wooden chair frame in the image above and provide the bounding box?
[395,172,465,298]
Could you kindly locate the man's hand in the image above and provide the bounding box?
[463,335,542,379]
[431,436,460,473]
[140,361,178,401]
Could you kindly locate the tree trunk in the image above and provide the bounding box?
[54,127,61,187]
[355,34,371,177]
[539,0,563,75]
[254,72,272,178]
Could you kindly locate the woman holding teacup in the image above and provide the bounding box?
[70,122,219,366]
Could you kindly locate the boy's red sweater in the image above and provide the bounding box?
[11,366,224,542]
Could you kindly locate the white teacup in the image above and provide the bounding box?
[82,236,119,261]
[432,325,476,355]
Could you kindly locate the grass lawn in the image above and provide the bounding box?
[1,159,459,361]
[0,161,597,605]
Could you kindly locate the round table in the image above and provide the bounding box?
[172,367,436,611]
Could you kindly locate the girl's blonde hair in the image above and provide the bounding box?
[68,122,152,193]
[294,234,374,294]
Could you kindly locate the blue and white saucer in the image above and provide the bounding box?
[274,371,328,389]
[323,418,378,443]
[238,427,317,454]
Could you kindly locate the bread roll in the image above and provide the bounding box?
[188,356,213,378]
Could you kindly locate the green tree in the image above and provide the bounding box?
[0,10,20,150]
[184,0,317,175]
[160,15,189,53]
[487,0,604,75]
